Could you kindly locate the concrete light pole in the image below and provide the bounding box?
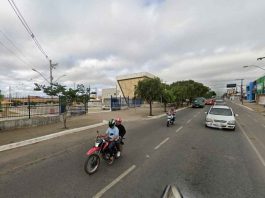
[235,79,244,104]
[49,59,58,86]
[32,68,50,84]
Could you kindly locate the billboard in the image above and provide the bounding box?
[227,84,236,88]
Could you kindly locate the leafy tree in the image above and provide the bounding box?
[161,87,175,112]
[135,77,163,116]
[0,90,3,112]
[34,83,89,128]
[204,90,216,98]
[170,80,212,106]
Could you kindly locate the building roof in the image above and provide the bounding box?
[116,72,156,81]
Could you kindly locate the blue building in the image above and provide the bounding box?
[246,81,256,102]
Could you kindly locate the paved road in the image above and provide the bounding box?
[0,104,265,198]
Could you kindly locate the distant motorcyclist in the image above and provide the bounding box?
[115,117,126,145]
[106,119,120,158]
[167,108,176,122]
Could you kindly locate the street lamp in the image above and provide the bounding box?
[257,57,265,61]
[32,68,50,84]
[242,65,265,71]
[54,74,66,84]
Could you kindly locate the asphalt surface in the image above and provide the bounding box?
[0,102,265,198]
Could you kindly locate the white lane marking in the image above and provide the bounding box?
[154,137,169,150]
[93,165,136,198]
[237,121,265,167]
[0,122,106,152]
[176,126,183,133]
[186,119,192,124]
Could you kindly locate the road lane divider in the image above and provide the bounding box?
[176,126,183,133]
[93,165,136,198]
[186,119,192,124]
[154,137,169,150]
[237,121,265,167]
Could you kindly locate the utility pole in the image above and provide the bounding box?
[49,59,58,87]
[235,79,244,104]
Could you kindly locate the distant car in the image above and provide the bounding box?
[102,104,110,110]
[205,99,214,105]
[205,105,236,130]
[192,97,205,108]
[214,99,226,105]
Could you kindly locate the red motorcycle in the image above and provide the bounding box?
[84,131,122,175]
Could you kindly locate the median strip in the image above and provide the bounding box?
[0,122,106,152]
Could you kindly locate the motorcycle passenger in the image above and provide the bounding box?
[106,119,120,158]
[115,117,126,145]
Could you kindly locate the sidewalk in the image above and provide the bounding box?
[232,99,265,116]
[0,106,167,146]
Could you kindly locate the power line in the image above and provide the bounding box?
[0,39,32,70]
[0,30,35,69]
[0,30,25,57]
[8,0,49,60]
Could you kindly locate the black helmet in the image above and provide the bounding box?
[108,119,115,128]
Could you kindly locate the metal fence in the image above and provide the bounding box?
[0,95,143,119]
[110,96,142,110]
[0,96,60,119]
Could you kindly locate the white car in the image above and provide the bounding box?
[205,105,236,131]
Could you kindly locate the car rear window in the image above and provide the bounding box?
[209,108,232,116]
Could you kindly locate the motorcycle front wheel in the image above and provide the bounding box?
[84,154,100,175]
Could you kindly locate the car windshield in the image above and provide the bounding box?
[209,108,232,116]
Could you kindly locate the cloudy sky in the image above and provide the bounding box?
[1,0,265,97]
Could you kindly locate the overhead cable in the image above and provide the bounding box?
[8,0,49,60]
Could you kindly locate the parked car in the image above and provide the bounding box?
[192,97,205,108]
[205,105,236,130]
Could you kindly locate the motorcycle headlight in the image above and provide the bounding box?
[206,117,213,122]
[228,120,235,125]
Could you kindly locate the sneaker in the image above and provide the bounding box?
[107,156,114,165]
[117,151,121,157]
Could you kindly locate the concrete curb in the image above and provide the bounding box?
[0,122,106,152]
[0,107,188,152]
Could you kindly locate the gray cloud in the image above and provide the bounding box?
[1,0,265,96]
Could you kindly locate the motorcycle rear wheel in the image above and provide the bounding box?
[84,154,100,175]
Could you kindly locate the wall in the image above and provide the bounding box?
[0,116,60,131]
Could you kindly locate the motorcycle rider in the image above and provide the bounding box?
[115,117,126,145]
[167,108,176,122]
[106,119,120,159]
